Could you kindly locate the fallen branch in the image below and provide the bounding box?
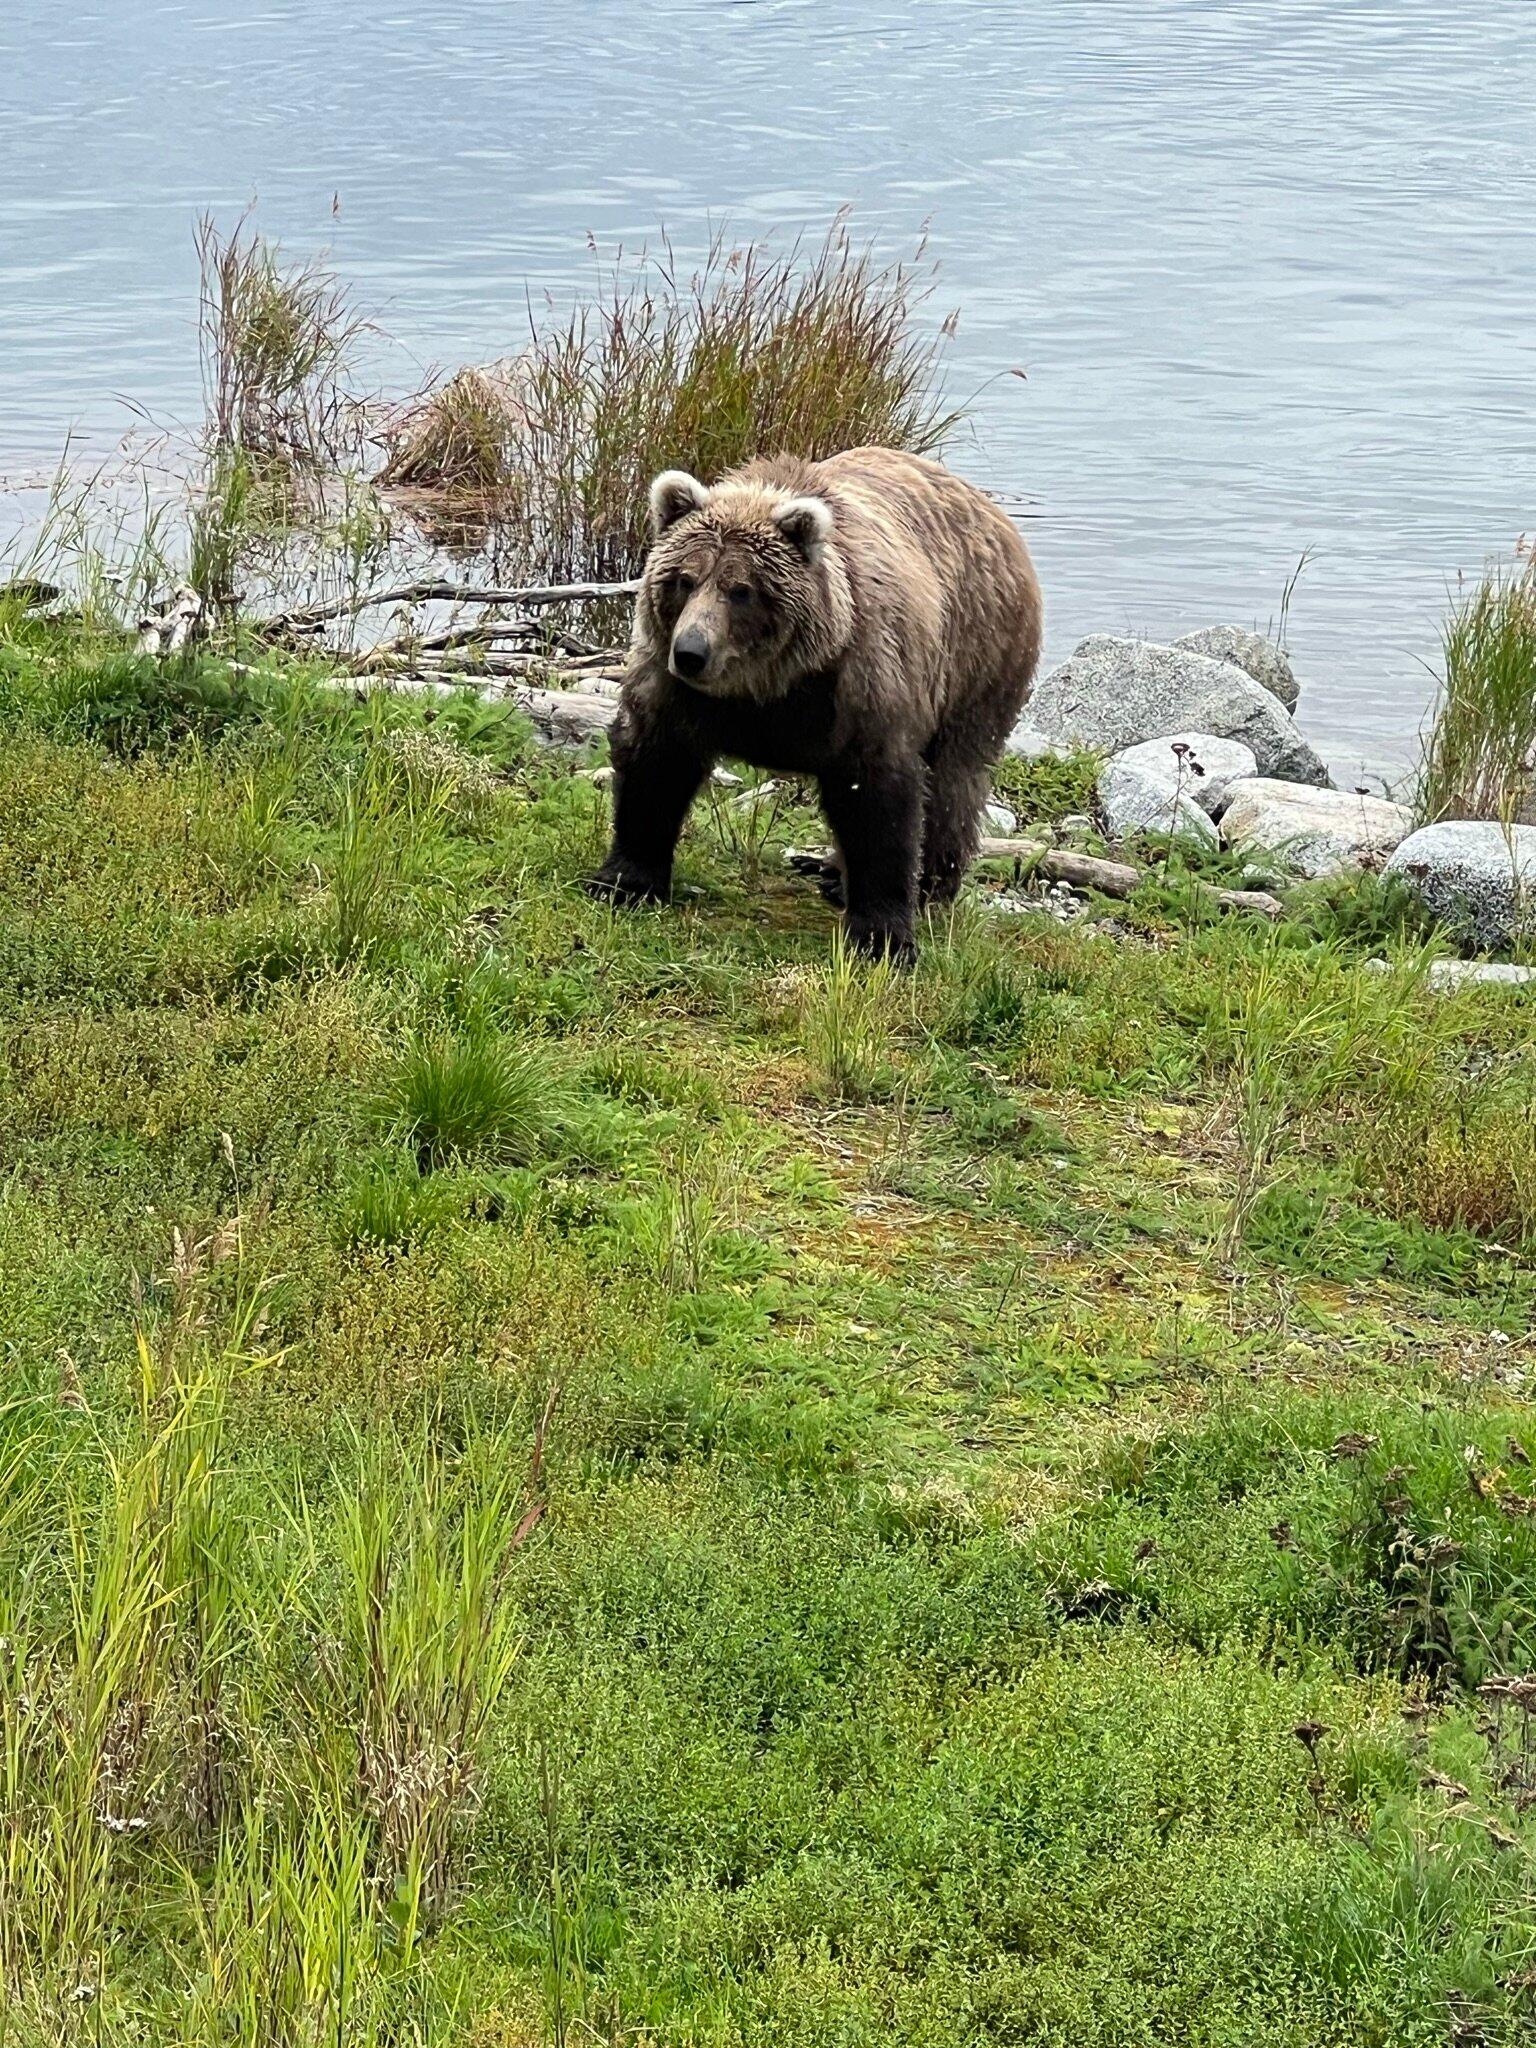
[502,687,618,746]
[259,576,641,641]
[975,836,1142,898]
[1202,884,1285,919]
[0,578,60,611]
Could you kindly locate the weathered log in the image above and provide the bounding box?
[1201,884,1285,919]
[503,687,617,747]
[974,837,1142,898]
[260,576,641,641]
[0,578,60,610]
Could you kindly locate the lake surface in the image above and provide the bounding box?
[5,0,1535,778]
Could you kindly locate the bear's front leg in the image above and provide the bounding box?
[818,758,923,962]
[587,694,713,906]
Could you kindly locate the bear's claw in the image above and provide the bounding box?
[584,866,669,907]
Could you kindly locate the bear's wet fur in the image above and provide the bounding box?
[588,446,1043,958]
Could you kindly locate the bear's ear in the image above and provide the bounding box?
[649,470,711,537]
[772,494,834,563]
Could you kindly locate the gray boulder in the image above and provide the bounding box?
[1027,636,1329,786]
[1384,821,1536,951]
[1099,756,1215,847]
[1097,732,1257,847]
[1003,718,1074,762]
[1175,626,1299,711]
[1220,779,1413,878]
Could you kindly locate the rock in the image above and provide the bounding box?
[1003,718,1074,762]
[1219,779,1414,877]
[1175,626,1299,711]
[1384,821,1536,951]
[1098,752,1217,847]
[983,800,1019,835]
[1027,636,1329,786]
[1099,732,1258,850]
[1364,958,1536,992]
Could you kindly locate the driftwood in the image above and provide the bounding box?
[1205,885,1285,919]
[974,837,1284,916]
[503,687,618,746]
[975,836,1141,898]
[260,576,641,641]
[137,584,203,656]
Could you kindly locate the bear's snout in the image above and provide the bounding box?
[670,625,711,683]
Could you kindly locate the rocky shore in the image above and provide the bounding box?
[475,614,1534,967]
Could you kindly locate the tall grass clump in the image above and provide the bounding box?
[193,214,378,619]
[799,936,902,1105]
[378,1025,558,1171]
[1418,552,1536,825]
[378,221,960,600]
[377,363,529,499]
[197,214,367,470]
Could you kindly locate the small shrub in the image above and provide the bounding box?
[378,1026,558,1171]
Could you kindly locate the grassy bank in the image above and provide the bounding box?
[0,611,1532,2046]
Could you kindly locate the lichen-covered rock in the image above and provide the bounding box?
[1027,636,1329,786]
[1385,821,1536,950]
[1175,626,1299,711]
[1220,779,1413,877]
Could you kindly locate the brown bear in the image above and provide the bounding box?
[587,446,1042,958]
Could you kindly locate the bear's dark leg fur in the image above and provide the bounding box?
[818,758,924,960]
[918,738,991,906]
[588,702,713,904]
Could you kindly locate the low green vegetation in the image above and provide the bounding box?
[0,610,1533,2046]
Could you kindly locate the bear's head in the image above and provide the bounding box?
[636,469,854,700]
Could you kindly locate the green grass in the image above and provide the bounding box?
[1419,554,1536,826]
[0,614,1534,2045]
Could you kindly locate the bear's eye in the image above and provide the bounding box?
[671,573,696,599]
[726,583,754,607]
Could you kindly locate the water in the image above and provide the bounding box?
[5,0,1535,779]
